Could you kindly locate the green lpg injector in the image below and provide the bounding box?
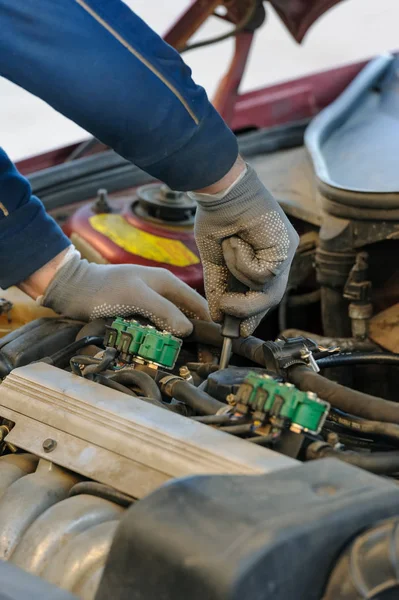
[235,372,330,435]
[105,317,182,369]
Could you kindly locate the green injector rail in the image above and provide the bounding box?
[105,317,182,369]
[235,372,330,435]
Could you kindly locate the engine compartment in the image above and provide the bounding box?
[2,56,399,598]
[1,305,399,599]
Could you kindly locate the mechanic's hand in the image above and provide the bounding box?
[42,251,210,337]
[194,164,299,337]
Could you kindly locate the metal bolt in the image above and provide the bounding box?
[327,432,340,446]
[179,366,193,383]
[226,394,237,406]
[93,188,111,214]
[42,438,57,453]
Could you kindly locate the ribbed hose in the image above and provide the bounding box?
[323,518,399,599]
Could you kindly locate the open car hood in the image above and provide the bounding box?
[269,0,345,42]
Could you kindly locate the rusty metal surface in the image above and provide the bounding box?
[213,31,254,123]
[163,0,221,50]
[369,303,399,353]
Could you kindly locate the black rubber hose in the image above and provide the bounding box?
[70,354,103,376]
[192,414,234,425]
[108,370,162,402]
[168,379,226,415]
[323,518,399,600]
[69,482,134,507]
[329,410,399,443]
[317,352,399,369]
[188,320,265,366]
[91,373,137,397]
[219,424,254,435]
[289,365,399,425]
[247,433,279,445]
[83,347,117,375]
[287,289,321,307]
[48,336,104,368]
[307,442,399,475]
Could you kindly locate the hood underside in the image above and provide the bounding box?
[269,0,345,42]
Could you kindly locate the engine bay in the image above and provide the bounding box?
[1,54,399,600]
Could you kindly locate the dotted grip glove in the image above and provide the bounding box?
[194,165,299,336]
[42,251,210,337]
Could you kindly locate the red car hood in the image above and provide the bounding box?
[269,0,345,42]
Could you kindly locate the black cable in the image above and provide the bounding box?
[48,336,103,368]
[317,352,399,369]
[69,481,134,507]
[107,370,162,402]
[180,0,259,54]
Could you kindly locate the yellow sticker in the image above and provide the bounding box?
[90,214,200,267]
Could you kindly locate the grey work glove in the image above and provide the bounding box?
[43,251,210,337]
[194,164,299,336]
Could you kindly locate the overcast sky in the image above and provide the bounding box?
[1,0,398,161]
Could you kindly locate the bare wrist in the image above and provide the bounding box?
[18,248,72,299]
[194,155,246,195]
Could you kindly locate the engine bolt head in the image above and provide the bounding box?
[226,394,237,406]
[43,438,57,453]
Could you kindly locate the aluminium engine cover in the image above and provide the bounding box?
[0,363,295,499]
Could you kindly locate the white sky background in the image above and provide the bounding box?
[1,0,398,161]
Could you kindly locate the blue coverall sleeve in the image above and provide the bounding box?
[0,0,238,190]
[0,148,71,289]
[0,0,238,287]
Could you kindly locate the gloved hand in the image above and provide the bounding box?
[194,164,299,336]
[42,250,210,337]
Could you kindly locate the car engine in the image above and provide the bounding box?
[1,294,399,600]
[2,54,399,600]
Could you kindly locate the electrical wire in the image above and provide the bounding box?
[180,0,259,53]
[48,336,103,369]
